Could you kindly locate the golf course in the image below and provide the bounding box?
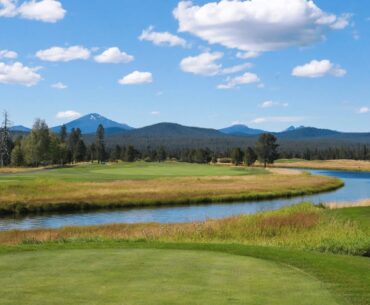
[0,204,370,305]
[0,161,369,305]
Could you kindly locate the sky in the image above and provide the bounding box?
[0,0,369,132]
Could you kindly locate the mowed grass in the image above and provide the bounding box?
[274,159,370,172]
[0,162,343,215]
[0,247,340,305]
[0,161,267,182]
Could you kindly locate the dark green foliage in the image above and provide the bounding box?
[96,124,106,163]
[10,144,24,166]
[244,146,257,166]
[255,133,279,167]
[0,111,12,166]
[74,140,87,162]
[231,147,244,165]
[59,125,67,143]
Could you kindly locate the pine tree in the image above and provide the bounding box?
[255,133,279,168]
[244,146,257,166]
[0,111,11,167]
[96,124,106,163]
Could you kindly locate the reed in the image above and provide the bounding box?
[2,203,369,256]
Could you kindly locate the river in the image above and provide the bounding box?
[1,169,369,231]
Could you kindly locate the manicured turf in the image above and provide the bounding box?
[0,246,340,305]
[0,161,267,182]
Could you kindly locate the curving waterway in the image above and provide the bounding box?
[1,169,370,231]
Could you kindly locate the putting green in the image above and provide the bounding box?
[0,248,339,305]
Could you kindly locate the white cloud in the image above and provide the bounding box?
[150,111,160,116]
[139,26,188,48]
[0,0,17,17]
[260,100,288,108]
[174,0,350,53]
[180,52,222,76]
[18,0,66,23]
[251,116,303,124]
[358,107,369,114]
[56,110,81,120]
[0,61,41,86]
[180,51,251,76]
[0,0,65,22]
[36,46,91,62]
[118,71,153,85]
[221,62,252,74]
[51,81,67,89]
[218,72,260,89]
[94,47,134,64]
[0,49,17,59]
[292,59,346,78]
[328,13,351,30]
[236,51,260,59]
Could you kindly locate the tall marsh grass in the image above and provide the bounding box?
[2,203,369,256]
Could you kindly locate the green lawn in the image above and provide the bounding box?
[0,161,267,182]
[0,245,341,305]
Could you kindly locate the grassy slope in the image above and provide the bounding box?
[0,162,343,215]
[327,206,370,234]
[0,247,339,305]
[0,162,267,182]
[1,241,369,305]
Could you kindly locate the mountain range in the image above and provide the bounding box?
[9,113,370,150]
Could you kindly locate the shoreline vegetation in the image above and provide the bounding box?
[1,203,369,256]
[0,162,343,215]
[273,159,370,172]
[1,204,369,305]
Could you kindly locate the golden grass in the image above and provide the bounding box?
[1,203,368,256]
[274,159,370,172]
[0,167,41,174]
[0,172,343,214]
[325,199,370,209]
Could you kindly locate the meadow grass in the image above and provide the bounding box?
[3,203,368,256]
[274,159,370,172]
[0,162,343,215]
[327,205,370,235]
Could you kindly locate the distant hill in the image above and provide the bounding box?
[8,113,370,152]
[277,127,340,139]
[51,113,133,134]
[283,125,305,132]
[9,125,31,133]
[219,124,266,136]
[129,122,224,138]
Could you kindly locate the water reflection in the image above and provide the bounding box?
[1,169,370,231]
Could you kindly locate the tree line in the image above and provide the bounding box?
[2,111,369,168]
[1,113,280,167]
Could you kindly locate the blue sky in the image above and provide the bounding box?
[0,0,369,131]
